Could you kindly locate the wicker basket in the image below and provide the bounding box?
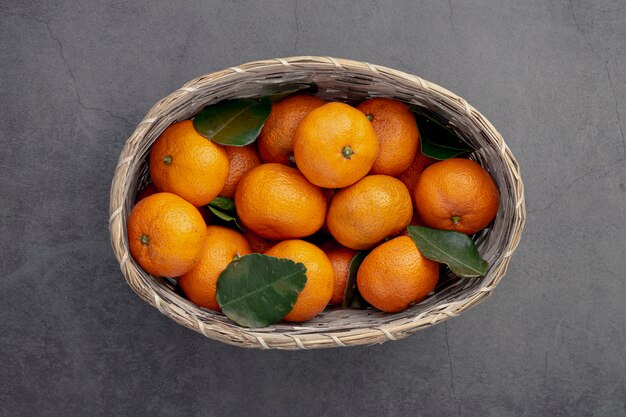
[109,56,525,350]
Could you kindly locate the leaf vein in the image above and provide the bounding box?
[208,102,258,138]
[220,270,304,309]
[414,230,483,275]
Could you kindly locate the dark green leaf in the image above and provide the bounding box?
[193,99,271,146]
[407,225,488,278]
[216,254,307,328]
[265,84,313,103]
[342,251,369,309]
[207,206,243,231]
[208,196,236,214]
[414,112,473,160]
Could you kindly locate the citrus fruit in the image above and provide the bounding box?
[357,236,439,313]
[357,98,419,176]
[397,147,437,206]
[127,192,207,277]
[293,102,379,188]
[139,185,212,225]
[242,229,275,254]
[327,175,413,250]
[320,242,357,305]
[219,145,261,198]
[149,120,229,206]
[235,163,327,240]
[414,158,499,234]
[265,240,334,322]
[178,226,251,311]
[257,95,325,165]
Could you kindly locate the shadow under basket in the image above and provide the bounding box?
[109,56,526,350]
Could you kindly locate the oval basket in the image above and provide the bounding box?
[109,56,525,350]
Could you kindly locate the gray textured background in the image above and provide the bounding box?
[1,0,625,416]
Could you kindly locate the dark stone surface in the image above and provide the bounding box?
[1,1,625,416]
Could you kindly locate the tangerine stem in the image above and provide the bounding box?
[366,114,374,121]
[140,234,149,245]
[342,146,354,159]
[163,156,172,165]
[451,215,461,224]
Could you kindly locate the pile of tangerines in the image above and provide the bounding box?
[128,95,499,324]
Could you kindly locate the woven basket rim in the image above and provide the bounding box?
[109,56,526,350]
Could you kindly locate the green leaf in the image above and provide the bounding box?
[407,225,488,278]
[342,251,369,309]
[206,197,242,230]
[216,254,307,328]
[414,112,473,160]
[193,98,271,146]
[208,196,236,214]
[207,206,243,231]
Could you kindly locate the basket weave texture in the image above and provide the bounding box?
[109,56,525,350]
